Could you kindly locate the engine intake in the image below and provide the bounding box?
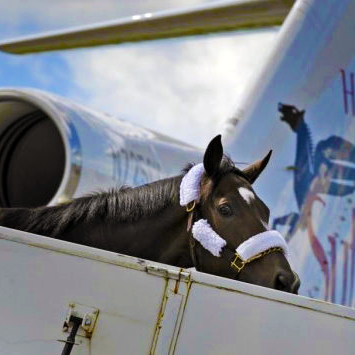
[0,89,202,209]
[0,100,65,208]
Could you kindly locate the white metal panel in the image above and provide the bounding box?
[151,278,190,355]
[1,226,355,354]
[174,271,355,354]
[0,226,172,354]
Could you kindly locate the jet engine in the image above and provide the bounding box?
[0,89,202,208]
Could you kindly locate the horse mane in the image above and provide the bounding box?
[1,156,243,238]
[2,176,181,237]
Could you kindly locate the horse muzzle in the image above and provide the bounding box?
[274,270,300,294]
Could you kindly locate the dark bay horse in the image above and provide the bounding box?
[0,135,299,293]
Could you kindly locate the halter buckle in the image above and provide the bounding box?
[186,201,196,213]
[231,253,245,273]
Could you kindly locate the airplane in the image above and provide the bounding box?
[1,0,354,308]
[0,0,290,209]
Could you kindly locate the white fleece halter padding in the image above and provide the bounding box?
[236,230,289,261]
[180,163,205,206]
[192,219,227,257]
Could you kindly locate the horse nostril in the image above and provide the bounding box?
[274,271,299,293]
[291,271,301,294]
[275,273,288,291]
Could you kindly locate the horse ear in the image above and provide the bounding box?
[243,150,272,184]
[203,135,223,176]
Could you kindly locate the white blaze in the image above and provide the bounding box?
[238,187,255,204]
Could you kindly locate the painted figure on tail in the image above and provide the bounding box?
[273,103,355,239]
[273,103,355,303]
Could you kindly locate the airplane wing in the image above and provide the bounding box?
[0,0,294,54]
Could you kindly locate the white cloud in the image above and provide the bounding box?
[63,30,278,148]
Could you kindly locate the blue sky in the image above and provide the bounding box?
[0,0,278,148]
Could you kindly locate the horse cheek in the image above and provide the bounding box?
[196,244,235,278]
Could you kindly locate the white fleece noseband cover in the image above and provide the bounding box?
[192,220,227,257]
[236,229,289,261]
[180,164,289,261]
[192,220,288,261]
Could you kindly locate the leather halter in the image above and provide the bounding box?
[185,201,283,274]
[186,202,198,267]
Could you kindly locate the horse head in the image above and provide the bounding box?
[278,103,305,132]
[183,135,300,293]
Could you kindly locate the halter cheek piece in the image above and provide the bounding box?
[180,163,290,274]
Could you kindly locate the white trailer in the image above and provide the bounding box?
[0,225,354,355]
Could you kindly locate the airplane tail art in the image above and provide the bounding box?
[223,0,355,306]
[0,89,201,208]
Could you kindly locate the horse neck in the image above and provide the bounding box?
[0,207,33,231]
[0,177,194,268]
[63,198,193,268]
[120,203,192,266]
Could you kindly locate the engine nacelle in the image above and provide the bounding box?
[0,89,202,208]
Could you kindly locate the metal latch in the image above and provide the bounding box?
[59,303,99,355]
[62,302,99,337]
[146,265,190,282]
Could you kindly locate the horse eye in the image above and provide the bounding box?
[218,204,232,217]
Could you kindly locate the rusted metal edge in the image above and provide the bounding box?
[0,226,189,280]
[189,270,355,321]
